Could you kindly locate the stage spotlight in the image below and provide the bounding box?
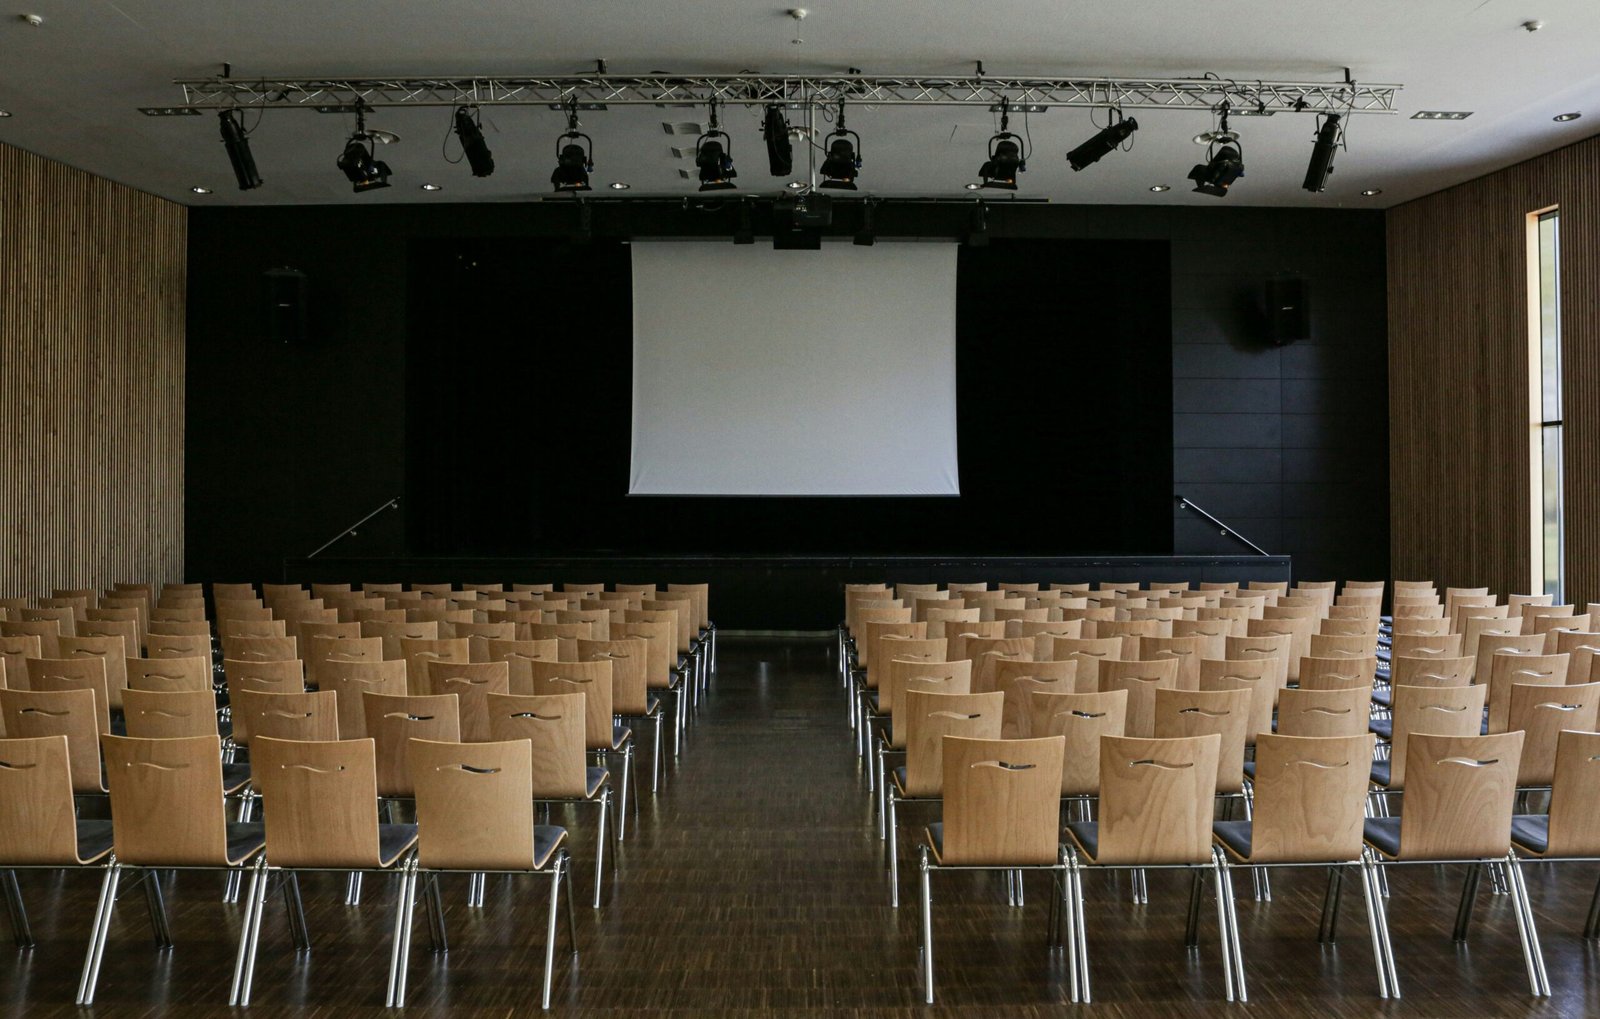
[1066,111,1137,171]
[453,106,494,177]
[218,110,261,190]
[696,98,737,191]
[976,98,1026,190]
[336,103,391,193]
[551,98,593,192]
[1301,112,1341,193]
[819,101,862,190]
[1188,103,1242,197]
[763,103,794,176]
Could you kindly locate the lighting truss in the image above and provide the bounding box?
[146,74,1400,116]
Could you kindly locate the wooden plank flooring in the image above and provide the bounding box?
[5,635,1599,1017]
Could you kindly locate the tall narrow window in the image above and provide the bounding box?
[1531,209,1564,599]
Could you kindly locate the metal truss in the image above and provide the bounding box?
[154,74,1400,115]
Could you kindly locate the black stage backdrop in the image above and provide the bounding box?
[403,238,1173,556]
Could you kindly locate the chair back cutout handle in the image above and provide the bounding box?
[928,710,983,720]
[0,761,38,770]
[1534,702,1583,712]
[1129,759,1193,770]
[509,711,560,720]
[1439,757,1500,768]
[972,760,1036,771]
[1178,707,1230,717]
[1060,710,1107,719]
[20,707,69,717]
[441,764,501,775]
[1304,707,1352,715]
[285,764,346,774]
[1287,759,1349,770]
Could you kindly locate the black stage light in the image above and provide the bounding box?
[819,101,862,190]
[696,99,737,191]
[977,99,1026,190]
[454,106,495,177]
[218,110,261,190]
[1188,144,1243,197]
[1066,112,1137,171]
[1301,112,1341,193]
[551,98,593,192]
[336,103,392,193]
[763,103,794,176]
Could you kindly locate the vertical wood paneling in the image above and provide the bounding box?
[1389,133,1600,606]
[0,141,186,598]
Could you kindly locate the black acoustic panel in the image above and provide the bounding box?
[1172,343,1282,380]
[1173,378,1282,414]
[1174,448,1283,484]
[1169,483,1283,520]
[1172,413,1283,449]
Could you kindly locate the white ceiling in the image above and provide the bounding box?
[1,1,1597,209]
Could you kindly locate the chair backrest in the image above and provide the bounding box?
[485,692,588,798]
[306,635,383,686]
[556,608,612,643]
[1224,633,1290,689]
[1247,618,1314,681]
[1248,733,1376,863]
[1275,685,1372,738]
[362,692,462,797]
[615,618,675,687]
[1391,655,1475,686]
[1297,655,1377,690]
[993,658,1081,737]
[1196,669,1275,748]
[528,658,614,750]
[1390,632,1465,661]
[122,688,219,739]
[103,734,232,866]
[1544,729,1600,855]
[1472,629,1542,685]
[411,738,537,870]
[0,634,43,689]
[1385,683,1488,789]
[1095,734,1221,865]
[1138,636,1207,691]
[901,690,1003,797]
[1486,652,1569,734]
[965,636,1034,694]
[399,637,470,696]
[361,619,440,661]
[862,622,929,687]
[222,634,298,663]
[234,689,341,742]
[1170,620,1230,660]
[0,688,104,793]
[26,656,111,733]
[482,637,562,693]
[3,619,62,659]
[56,635,130,710]
[418,659,509,742]
[22,606,77,638]
[887,659,972,749]
[1096,657,1179,739]
[224,659,306,743]
[1396,731,1524,860]
[320,658,408,738]
[1027,688,1128,796]
[874,638,948,714]
[939,735,1065,866]
[1308,633,1373,658]
[0,735,84,864]
[1152,686,1253,794]
[126,655,209,693]
[1038,636,1123,690]
[1507,681,1600,786]
[577,637,651,717]
[667,583,711,629]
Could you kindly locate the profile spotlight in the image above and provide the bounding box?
[819,101,862,190]
[695,98,737,191]
[550,98,593,192]
[336,102,391,193]
[1066,112,1137,171]
[218,110,261,190]
[453,106,494,178]
[1188,103,1242,197]
[1301,112,1341,193]
[976,98,1026,190]
[763,103,794,176]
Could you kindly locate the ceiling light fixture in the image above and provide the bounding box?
[608,181,631,190]
[1066,109,1137,171]
[786,181,806,190]
[551,97,594,192]
[695,98,737,191]
[420,183,442,191]
[1149,185,1171,192]
[0,110,12,118]
[218,109,262,191]
[1553,112,1581,122]
[336,101,392,193]
[763,103,794,176]
[976,97,1026,190]
[1360,188,1383,196]
[963,182,981,191]
[1301,112,1341,193]
[190,186,212,194]
[1188,101,1243,198]
[453,106,494,177]
[818,100,862,190]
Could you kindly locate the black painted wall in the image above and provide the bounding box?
[185,201,1386,584]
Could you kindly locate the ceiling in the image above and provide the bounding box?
[1,1,1597,209]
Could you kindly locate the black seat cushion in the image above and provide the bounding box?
[531,825,567,870]
[1370,759,1391,786]
[1371,688,1392,708]
[221,761,252,795]
[1370,719,1393,741]
[1242,760,1257,780]
[1065,821,1099,861]
[892,766,907,795]
[1363,817,1402,858]
[376,823,419,867]
[1213,820,1253,860]
[75,819,115,863]
[611,725,631,750]
[225,822,267,865]
[1510,815,1550,856]
[586,766,608,799]
[926,821,944,861]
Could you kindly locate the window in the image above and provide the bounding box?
[1530,209,1564,599]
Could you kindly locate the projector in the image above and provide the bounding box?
[776,190,832,227]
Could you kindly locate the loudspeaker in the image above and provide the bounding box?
[264,267,309,344]
[1264,276,1310,345]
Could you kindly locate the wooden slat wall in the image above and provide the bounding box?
[1389,133,1600,606]
[0,141,187,598]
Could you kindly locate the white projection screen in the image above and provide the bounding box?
[629,241,960,496]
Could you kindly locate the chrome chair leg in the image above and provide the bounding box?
[918,846,935,1004]
[1505,853,1550,996]
[237,858,271,1005]
[888,790,901,908]
[228,859,266,1006]
[1357,857,1389,998]
[345,871,364,906]
[541,855,563,1009]
[1363,850,1399,997]
[76,861,122,1005]
[593,787,609,909]
[1217,851,1245,1002]
[385,857,419,1008]
[1068,852,1090,1003]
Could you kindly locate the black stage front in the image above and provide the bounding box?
[283,555,1292,631]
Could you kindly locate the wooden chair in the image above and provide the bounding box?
[1390,632,1464,661]
[1275,686,1373,737]
[1298,655,1377,690]
[27,657,112,734]
[1097,657,1180,738]
[1248,618,1313,682]
[1369,684,1487,803]
[399,637,469,697]
[1472,629,1541,685]
[527,657,637,832]
[0,688,105,793]
[362,619,440,661]
[1154,687,1253,800]
[1026,688,1128,811]
[223,659,305,750]
[1225,634,1290,690]
[1510,729,1600,939]
[579,636,663,800]
[886,690,1003,907]
[392,738,574,1008]
[1211,732,1386,999]
[305,634,382,687]
[232,689,341,742]
[0,734,116,948]
[914,734,1067,1003]
[416,659,509,742]
[0,634,42,689]
[1198,658,1276,747]
[1062,733,1235,1003]
[3,619,61,660]
[320,658,407,738]
[483,637,561,694]
[21,606,77,639]
[1485,652,1568,734]
[361,692,462,802]
[487,691,614,906]
[126,654,210,693]
[1506,682,1600,789]
[1038,636,1123,690]
[993,658,1080,737]
[222,634,297,663]
[80,735,267,1005]
[56,636,130,711]
[1140,635,1207,691]
[1362,731,1545,996]
[965,635,1033,694]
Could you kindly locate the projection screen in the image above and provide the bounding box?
[629,241,959,496]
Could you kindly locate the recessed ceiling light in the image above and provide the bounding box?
[1411,110,1473,120]
[0,110,11,118]
[786,181,806,190]
[189,186,212,194]
[1553,112,1581,122]
[608,181,631,190]
[1149,185,1171,193]
[963,182,981,191]
[420,183,442,191]
[1360,188,1383,197]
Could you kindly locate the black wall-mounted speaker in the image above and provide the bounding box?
[264,267,309,345]
[1265,276,1310,345]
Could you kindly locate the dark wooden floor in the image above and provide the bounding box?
[6,635,1600,1017]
